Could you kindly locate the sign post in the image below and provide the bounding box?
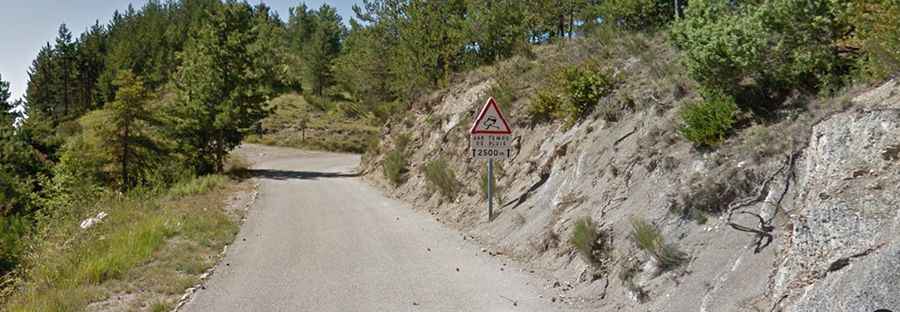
[469,97,513,221]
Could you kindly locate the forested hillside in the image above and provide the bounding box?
[1,0,899,310]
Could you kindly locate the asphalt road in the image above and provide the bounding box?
[182,145,564,312]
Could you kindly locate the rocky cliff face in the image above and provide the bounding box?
[363,72,899,311]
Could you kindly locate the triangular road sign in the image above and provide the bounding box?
[470,97,512,135]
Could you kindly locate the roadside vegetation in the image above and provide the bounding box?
[569,217,609,269]
[383,133,412,186]
[424,159,460,201]
[630,217,687,271]
[2,171,245,311]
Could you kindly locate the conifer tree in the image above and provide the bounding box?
[171,2,274,174]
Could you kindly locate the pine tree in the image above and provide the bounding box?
[0,73,11,124]
[287,4,345,96]
[26,44,57,121]
[170,2,274,174]
[54,24,78,117]
[106,71,156,191]
[77,21,108,111]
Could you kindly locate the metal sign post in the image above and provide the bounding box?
[469,97,512,222]
[488,158,494,221]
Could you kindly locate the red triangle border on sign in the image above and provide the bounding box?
[469,97,512,135]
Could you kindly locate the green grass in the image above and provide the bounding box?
[630,217,687,271]
[168,174,228,198]
[569,217,604,267]
[4,175,242,311]
[424,158,460,200]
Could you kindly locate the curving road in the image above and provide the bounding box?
[182,145,564,312]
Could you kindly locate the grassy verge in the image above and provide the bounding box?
[2,174,247,311]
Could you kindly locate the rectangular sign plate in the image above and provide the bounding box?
[471,134,512,160]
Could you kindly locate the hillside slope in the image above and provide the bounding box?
[362,36,900,311]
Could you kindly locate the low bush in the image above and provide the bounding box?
[678,94,738,146]
[383,150,408,186]
[630,217,687,271]
[383,133,411,186]
[527,66,616,126]
[569,217,606,267]
[560,66,616,125]
[526,90,563,124]
[423,158,460,200]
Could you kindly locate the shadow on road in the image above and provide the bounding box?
[247,169,360,180]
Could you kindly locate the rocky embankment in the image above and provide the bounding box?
[363,77,899,311]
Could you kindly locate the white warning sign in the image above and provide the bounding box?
[470,97,513,160]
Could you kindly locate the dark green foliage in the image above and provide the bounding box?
[569,217,606,267]
[0,73,11,121]
[600,0,682,30]
[287,4,345,96]
[630,217,687,270]
[423,158,459,200]
[0,214,30,274]
[0,125,45,216]
[678,94,738,146]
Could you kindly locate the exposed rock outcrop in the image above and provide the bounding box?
[365,70,899,311]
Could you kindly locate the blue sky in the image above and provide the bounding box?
[0,0,360,101]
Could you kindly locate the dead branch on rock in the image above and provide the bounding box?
[614,126,638,146]
[725,153,795,253]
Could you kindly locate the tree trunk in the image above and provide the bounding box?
[122,123,129,193]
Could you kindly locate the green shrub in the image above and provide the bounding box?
[569,217,605,267]
[678,94,738,146]
[527,66,616,126]
[423,158,459,200]
[850,0,900,80]
[630,217,687,271]
[383,150,408,186]
[383,133,411,186]
[561,66,616,126]
[671,0,856,97]
[395,133,412,150]
[526,90,563,124]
